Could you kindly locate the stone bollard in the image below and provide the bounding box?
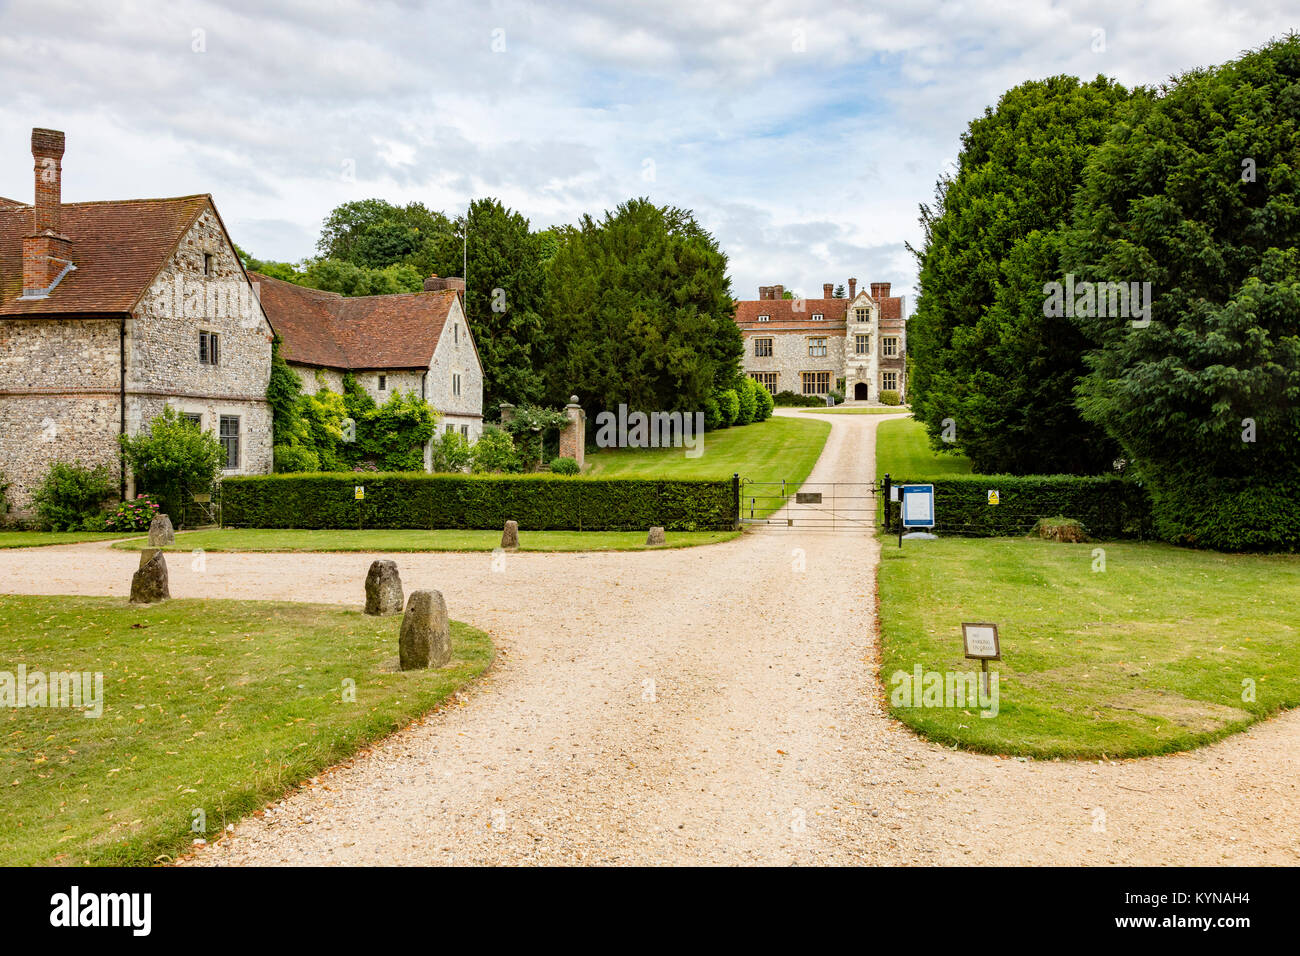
[130,550,170,604]
[364,559,404,615]
[501,520,519,550]
[399,590,451,670]
[148,513,175,546]
[646,526,666,546]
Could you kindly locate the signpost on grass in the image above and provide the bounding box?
[898,483,935,547]
[962,622,1000,696]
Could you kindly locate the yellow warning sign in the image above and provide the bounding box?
[355,486,365,500]
[987,489,999,505]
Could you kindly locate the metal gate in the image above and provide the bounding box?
[738,478,878,531]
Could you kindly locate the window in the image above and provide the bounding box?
[882,336,898,357]
[378,374,387,391]
[460,424,469,438]
[808,337,827,358]
[811,313,824,321]
[855,334,871,356]
[453,373,462,397]
[882,371,898,391]
[203,253,214,276]
[454,323,459,344]
[756,314,770,322]
[446,423,455,435]
[199,331,219,366]
[183,412,203,429]
[750,371,778,393]
[854,307,869,323]
[801,371,831,395]
[219,416,240,469]
[754,337,773,357]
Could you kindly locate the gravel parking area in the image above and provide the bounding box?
[3,409,1297,865]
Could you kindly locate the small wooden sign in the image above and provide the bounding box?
[795,492,822,504]
[354,486,365,500]
[962,622,1001,660]
[987,489,1000,505]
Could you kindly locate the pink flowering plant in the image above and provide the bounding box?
[104,493,162,532]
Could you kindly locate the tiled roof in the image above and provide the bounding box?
[251,272,458,371]
[735,292,904,332]
[0,195,211,316]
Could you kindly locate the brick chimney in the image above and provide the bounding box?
[823,282,833,299]
[22,129,74,298]
[773,284,784,299]
[870,281,891,299]
[758,285,770,300]
[848,277,857,299]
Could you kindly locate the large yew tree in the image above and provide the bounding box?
[908,75,1132,474]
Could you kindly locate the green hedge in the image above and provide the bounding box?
[222,472,736,532]
[885,474,1152,539]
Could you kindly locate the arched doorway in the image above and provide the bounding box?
[854,382,869,401]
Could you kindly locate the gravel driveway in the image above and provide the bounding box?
[4,409,1298,865]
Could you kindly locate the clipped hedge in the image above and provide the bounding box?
[885,474,1152,539]
[222,472,736,532]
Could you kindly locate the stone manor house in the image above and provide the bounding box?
[0,128,483,516]
[735,278,906,402]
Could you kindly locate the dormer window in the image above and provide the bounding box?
[757,314,770,322]
[854,307,869,323]
[811,313,824,321]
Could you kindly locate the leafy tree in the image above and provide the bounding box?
[119,409,225,523]
[317,199,460,276]
[907,75,1132,474]
[754,380,775,420]
[735,377,758,425]
[31,461,115,531]
[542,199,742,417]
[1063,36,1300,550]
[470,425,522,473]
[429,430,473,472]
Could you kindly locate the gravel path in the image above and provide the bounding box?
[4,409,1298,865]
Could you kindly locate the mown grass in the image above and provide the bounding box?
[0,596,492,865]
[110,528,739,553]
[797,406,910,415]
[877,537,1300,758]
[875,417,973,479]
[0,532,143,549]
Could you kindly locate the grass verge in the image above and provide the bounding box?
[0,532,142,549]
[111,528,739,553]
[0,595,492,865]
[877,537,1300,758]
[875,417,973,479]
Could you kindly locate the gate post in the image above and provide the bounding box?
[881,473,892,532]
[732,473,740,530]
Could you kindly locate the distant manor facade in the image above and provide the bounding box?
[735,278,906,402]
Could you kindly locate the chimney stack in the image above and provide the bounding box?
[758,285,769,300]
[823,283,833,299]
[773,284,784,299]
[848,277,857,299]
[22,128,74,298]
[870,281,891,299]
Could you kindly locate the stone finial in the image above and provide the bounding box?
[364,559,404,616]
[646,526,666,546]
[399,590,451,670]
[569,395,579,405]
[130,551,170,604]
[501,520,519,550]
[147,513,175,546]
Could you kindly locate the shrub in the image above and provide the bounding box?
[773,390,823,407]
[429,430,472,473]
[735,378,757,426]
[80,513,108,532]
[471,426,522,473]
[222,472,736,531]
[549,456,580,475]
[715,389,739,427]
[884,474,1151,539]
[702,396,722,430]
[103,494,162,533]
[31,461,115,531]
[120,408,225,523]
[0,471,8,517]
[880,389,901,406]
[754,382,775,421]
[828,390,844,406]
[1141,473,1300,553]
[273,444,320,473]
[1033,516,1087,543]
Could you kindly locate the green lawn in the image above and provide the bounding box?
[0,596,492,865]
[877,537,1300,758]
[798,406,910,415]
[0,532,142,549]
[875,417,973,479]
[584,415,829,484]
[111,528,739,553]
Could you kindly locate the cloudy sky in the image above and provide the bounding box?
[1,0,1293,307]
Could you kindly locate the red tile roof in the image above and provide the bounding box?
[735,292,904,332]
[0,195,211,316]
[251,272,459,371]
